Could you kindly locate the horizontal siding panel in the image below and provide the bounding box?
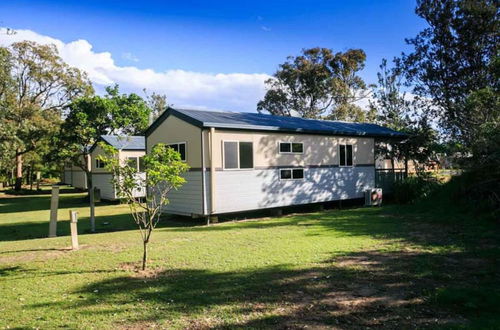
[215,167,375,214]
[158,172,203,215]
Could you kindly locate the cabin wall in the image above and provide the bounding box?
[147,115,204,215]
[206,129,376,215]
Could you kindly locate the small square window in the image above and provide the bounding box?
[168,143,186,161]
[95,159,106,169]
[127,157,138,170]
[280,168,305,180]
[279,142,303,154]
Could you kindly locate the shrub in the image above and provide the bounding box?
[393,173,440,204]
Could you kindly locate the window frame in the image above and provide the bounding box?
[222,140,254,171]
[339,143,354,167]
[278,141,304,154]
[279,168,305,181]
[167,142,187,162]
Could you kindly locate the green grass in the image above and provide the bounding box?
[0,190,498,329]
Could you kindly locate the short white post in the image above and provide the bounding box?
[48,185,60,238]
[69,210,79,250]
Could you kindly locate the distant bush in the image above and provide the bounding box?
[393,173,440,204]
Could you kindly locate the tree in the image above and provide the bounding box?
[0,41,92,190]
[402,0,499,148]
[58,85,151,232]
[99,142,189,270]
[144,89,169,123]
[371,58,437,173]
[257,47,374,121]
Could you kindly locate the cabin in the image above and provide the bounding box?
[145,108,407,217]
[62,154,90,190]
[89,135,146,201]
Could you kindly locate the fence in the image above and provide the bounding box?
[375,169,407,193]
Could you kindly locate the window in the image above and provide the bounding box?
[223,141,253,169]
[339,144,353,166]
[127,157,139,170]
[167,142,186,161]
[279,142,303,154]
[95,158,106,169]
[138,157,145,172]
[280,168,305,180]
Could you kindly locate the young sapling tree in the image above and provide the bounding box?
[98,142,189,270]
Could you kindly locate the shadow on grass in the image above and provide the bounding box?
[0,192,86,214]
[21,249,499,328]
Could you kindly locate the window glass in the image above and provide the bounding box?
[279,142,291,153]
[168,143,186,161]
[292,169,304,179]
[280,169,292,179]
[346,145,353,166]
[127,157,138,170]
[239,142,253,169]
[339,145,346,166]
[292,143,303,153]
[138,157,145,172]
[179,143,186,161]
[224,142,238,169]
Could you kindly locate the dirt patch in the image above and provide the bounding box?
[0,244,90,264]
[118,262,165,279]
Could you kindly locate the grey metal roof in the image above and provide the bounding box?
[100,135,145,150]
[152,108,407,138]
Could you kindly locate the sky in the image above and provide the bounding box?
[0,0,427,112]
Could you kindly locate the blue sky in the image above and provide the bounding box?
[1,0,426,111]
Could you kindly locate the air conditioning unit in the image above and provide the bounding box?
[365,188,383,206]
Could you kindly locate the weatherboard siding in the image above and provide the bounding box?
[161,171,203,215]
[211,130,375,168]
[212,166,375,214]
[147,115,202,168]
[92,173,116,200]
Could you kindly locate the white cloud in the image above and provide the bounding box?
[121,52,139,62]
[0,28,270,112]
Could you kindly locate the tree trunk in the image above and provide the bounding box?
[142,240,148,270]
[86,173,95,233]
[404,155,409,178]
[29,163,34,191]
[14,151,23,191]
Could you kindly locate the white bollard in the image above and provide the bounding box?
[69,210,79,250]
[48,186,60,238]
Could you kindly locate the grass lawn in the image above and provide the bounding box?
[0,189,498,329]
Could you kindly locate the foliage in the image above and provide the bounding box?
[99,142,189,270]
[393,173,440,204]
[0,41,92,190]
[144,89,169,122]
[402,0,499,148]
[104,85,151,135]
[1,191,499,328]
[371,59,438,170]
[257,47,375,121]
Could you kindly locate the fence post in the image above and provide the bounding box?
[69,210,79,250]
[48,185,60,238]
